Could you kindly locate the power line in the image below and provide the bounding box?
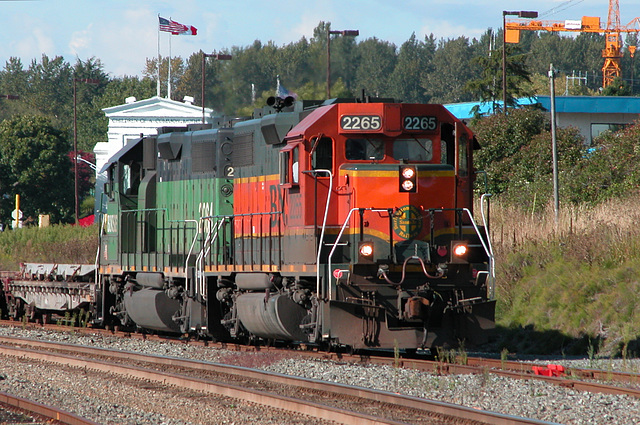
[538,0,586,20]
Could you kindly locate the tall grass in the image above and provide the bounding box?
[487,195,640,356]
[0,224,98,270]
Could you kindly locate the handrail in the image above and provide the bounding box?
[327,207,390,301]
[460,206,494,299]
[193,211,284,293]
[301,169,333,302]
[480,193,495,298]
[195,217,227,299]
[183,219,200,294]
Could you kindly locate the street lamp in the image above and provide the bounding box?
[502,10,538,113]
[201,52,232,123]
[76,155,97,171]
[73,77,99,224]
[326,25,359,99]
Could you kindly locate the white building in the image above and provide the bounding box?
[94,95,214,214]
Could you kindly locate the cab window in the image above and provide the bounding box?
[393,138,433,162]
[279,144,300,186]
[458,134,469,177]
[345,138,384,161]
[121,164,131,193]
[312,137,333,171]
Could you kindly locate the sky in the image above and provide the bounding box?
[2,0,640,78]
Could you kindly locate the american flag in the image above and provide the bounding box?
[159,16,197,35]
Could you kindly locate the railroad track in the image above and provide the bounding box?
[0,391,99,425]
[2,320,640,399]
[0,335,554,425]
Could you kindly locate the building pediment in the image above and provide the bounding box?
[102,96,211,119]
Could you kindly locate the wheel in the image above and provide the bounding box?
[10,298,24,320]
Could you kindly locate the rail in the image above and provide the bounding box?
[0,338,556,425]
[0,391,100,425]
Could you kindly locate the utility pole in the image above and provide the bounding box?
[549,64,559,224]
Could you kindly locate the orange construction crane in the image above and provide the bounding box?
[505,0,640,87]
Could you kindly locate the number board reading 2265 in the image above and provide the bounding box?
[340,115,382,131]
[404,116,438,131]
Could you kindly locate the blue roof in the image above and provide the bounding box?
[536,96,640,114]
[444,96,640,120]
[444,98,537,119]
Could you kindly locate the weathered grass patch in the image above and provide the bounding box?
[0,224,97,270]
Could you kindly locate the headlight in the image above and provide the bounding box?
[401,167,415,179]
[359,242,374,257]
[401,180,415,191]
[399,165,417,193]
[453,244,467,256]
[450,241,469,263]
[358,241,375,263]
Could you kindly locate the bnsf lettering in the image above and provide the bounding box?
[269,184,283,227]
[199,202,215,234]
[105,214,118,233]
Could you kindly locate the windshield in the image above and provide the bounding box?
[345,138,385,160]
[393,138,433,162]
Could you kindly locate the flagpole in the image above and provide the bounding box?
[157,15,161,97]
[168,25,172,100]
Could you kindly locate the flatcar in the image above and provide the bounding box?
[6,97,496,351]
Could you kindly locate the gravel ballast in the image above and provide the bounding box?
[1,326,639,425]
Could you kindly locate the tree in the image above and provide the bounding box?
[72,57,110,152]
[0,58,30,121]
[353,37,397,97]
[26,55,73,130]
[422,36,477,103]
[601,76,631,96]
[0,115,74,224]
[143,56,187,101]
[465,44,534,112]
[388,33,434,103]
[97,75,156,108]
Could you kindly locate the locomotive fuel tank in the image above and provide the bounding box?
[236,293,308,341]
[122,288,181,333]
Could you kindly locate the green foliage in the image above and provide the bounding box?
[98,75,156,109]
[471,107,588,208]
[389,33,435,103]
[0,55,110,152]
[524,72,598,97]
[565,120,640,203]
[353,37,397,98]
[423,36,478,103]
[601,76,631,96]
[465,44,534,111]
[0,115,74,223]
[0,224,98,270]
